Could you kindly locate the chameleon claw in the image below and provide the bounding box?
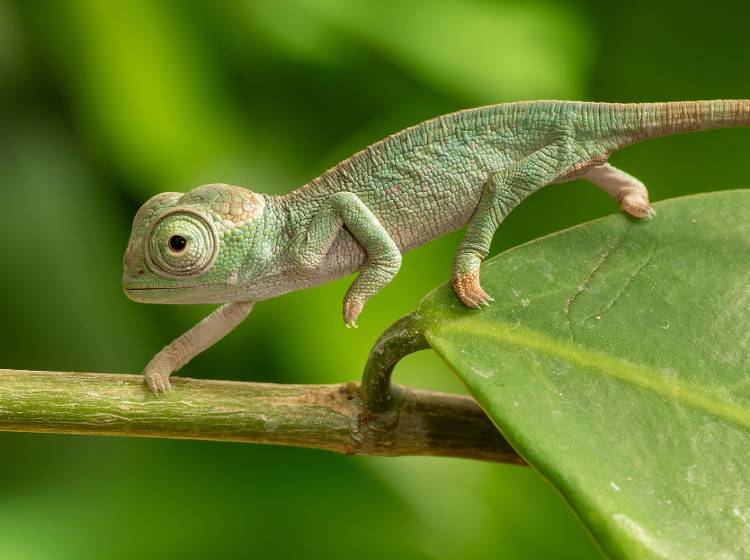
[452,269,494,309]
[637,203,656,220]
[464,292,494,308]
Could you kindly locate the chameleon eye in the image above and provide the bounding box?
[168,235,187,252]
[146,209,218,278]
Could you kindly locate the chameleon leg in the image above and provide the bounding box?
[451,173,513,307]
[452,148,568,307]
[292,191,401,327]
[143,301,254,393]
[582,163,655,218]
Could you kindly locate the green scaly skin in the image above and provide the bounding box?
[123,99,750,393]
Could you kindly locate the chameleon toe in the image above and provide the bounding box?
[145,371,172,394]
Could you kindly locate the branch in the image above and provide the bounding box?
[0,369,523,464]
[360,311,429,411]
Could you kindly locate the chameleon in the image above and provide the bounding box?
[123,99,750,393]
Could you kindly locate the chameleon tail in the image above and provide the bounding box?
[591,99,750,147]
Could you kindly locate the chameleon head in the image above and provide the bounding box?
[123,184,266,304]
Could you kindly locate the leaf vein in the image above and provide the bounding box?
[437,320,750,433]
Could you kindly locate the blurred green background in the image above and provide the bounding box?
[0,1,747,558]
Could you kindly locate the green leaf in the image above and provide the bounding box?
[416,190,750,559]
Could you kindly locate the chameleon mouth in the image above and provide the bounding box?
[123,283,237,305]
[123,284,192,304]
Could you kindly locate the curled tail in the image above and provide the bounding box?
[586,99,750,147]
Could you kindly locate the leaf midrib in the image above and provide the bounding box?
[431,319,750,432]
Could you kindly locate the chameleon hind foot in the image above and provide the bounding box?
[451,150,566,311]
[582,163,654,219]
[620,191,655,219]
[452,268,494,308]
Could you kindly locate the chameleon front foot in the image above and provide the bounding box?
[143,354,174,393]
[139,302,254,394]
[145,370,172,393]
[343,297,364,328]
[452,269,494,308]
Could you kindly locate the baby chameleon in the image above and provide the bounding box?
[123,99,750,393]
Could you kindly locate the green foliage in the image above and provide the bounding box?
[418,192,750,559]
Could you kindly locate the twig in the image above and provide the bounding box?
[0,369,523,464]
[360,311,429,411]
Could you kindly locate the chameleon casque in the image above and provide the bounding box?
[123,99,750,393]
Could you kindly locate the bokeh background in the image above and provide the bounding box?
[0,1,748,558]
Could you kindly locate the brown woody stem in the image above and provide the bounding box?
[0,369,523,464]
[360,311,430,411]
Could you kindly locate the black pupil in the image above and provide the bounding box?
[169,235,187,252]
